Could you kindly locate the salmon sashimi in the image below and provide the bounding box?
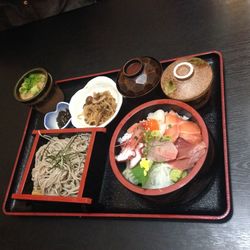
[164,124,180,143]
[165,110,184,127]
[179,120,202,144]
[179,120,201,134]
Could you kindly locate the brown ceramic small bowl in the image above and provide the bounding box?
[109,99,215,204]
[161,57,213,109]
[14,68,64,114]
[117,56,162,98]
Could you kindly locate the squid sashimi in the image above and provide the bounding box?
[116,109,207,189]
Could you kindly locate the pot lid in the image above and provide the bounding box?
[161,57,213,102]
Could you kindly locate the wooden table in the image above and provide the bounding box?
[0,0,249,249]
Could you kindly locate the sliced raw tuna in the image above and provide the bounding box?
[169,138,207,170]
[179,133,202,144]
[147,141,178,162]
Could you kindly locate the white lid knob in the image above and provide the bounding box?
[173,62,194,80]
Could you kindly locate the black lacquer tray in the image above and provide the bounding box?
[3,51,231,221]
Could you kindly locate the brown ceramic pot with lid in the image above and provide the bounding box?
[161,57,213,109]
[14,68,64,114]
[117,56,162,98]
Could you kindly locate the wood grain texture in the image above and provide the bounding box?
[1,0,250,249]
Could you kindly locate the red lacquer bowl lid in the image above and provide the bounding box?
[117,56,162,98]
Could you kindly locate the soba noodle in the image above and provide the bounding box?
[31,133,90,197]
[80,91,117,126]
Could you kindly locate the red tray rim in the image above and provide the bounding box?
[2,50,231,221]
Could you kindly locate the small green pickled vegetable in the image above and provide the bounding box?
[170,168,188,183]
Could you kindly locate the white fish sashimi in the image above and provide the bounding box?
[142,163,173,189]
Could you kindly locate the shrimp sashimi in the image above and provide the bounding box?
[116,125,144,162]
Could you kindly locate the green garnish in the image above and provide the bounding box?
[44,135,81,169]
[144,130,160,143]
[181,171,188,179]
[18,73,46,98]
[143,130,160,156]
[142,131,172,156]
[160,135,171,142]
[188,57,207,66]
[170,169,188,183]
[131,164,149,186]
[163,80,177,95]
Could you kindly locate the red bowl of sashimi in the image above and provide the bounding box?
[109,99,213,202]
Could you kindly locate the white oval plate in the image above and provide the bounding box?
[69,76,123,128]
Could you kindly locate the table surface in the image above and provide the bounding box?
[0,0,250,249]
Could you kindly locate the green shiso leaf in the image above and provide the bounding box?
[131,164,149,186]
